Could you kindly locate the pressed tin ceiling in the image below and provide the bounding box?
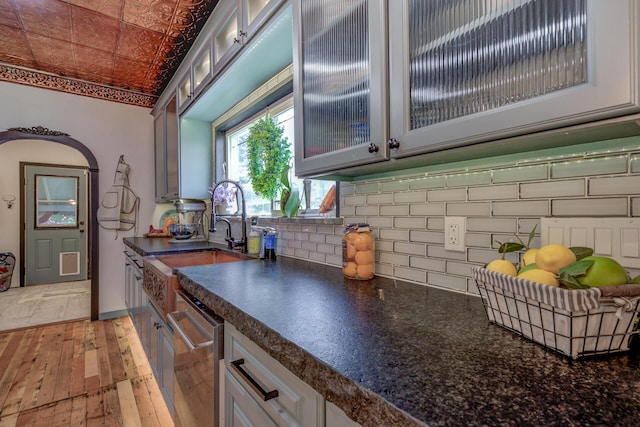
[0,0,219,107]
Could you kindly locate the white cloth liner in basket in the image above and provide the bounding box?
[472,266,640,359]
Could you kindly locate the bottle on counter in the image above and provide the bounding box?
[248,227,261,255]
[342,223,375,280]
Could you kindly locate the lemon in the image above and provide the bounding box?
[486,259,517,276]
[535,244,576,274]
[521,248,538,267]
[517,268,560,287]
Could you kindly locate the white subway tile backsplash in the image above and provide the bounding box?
[275,143,640,300]
[467,218,517,233]
[394,242,426,256]
[409,256,445,272]
[355,206,379,216]
[520,179,585,198]
[410,203,445,216]
[395,191,426,203]
[409,175,445,189]
[394,266,426,284]
[491,200,549,216]
[551,198,628,216]
[380,180,410,192]
[427,188,467,202]
[409,230,443,244]
[428,246,466,261]
[379,252,409,266]
[492,164,548,183]
[588,176,640,195]
[344,195,367,206]
[380,205,410,216]
[428,272,467,292]
[367,193,394,204]
[394,217,426,229]
[468,184,518,200]
[446,201,491,216]
[446,171,491,187]
[355,182,379,194]
[379,229,410,241]
[551,155,627,178]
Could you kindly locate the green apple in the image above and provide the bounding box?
[576,256,630,288]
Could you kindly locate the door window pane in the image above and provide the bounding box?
[35,175,78,228]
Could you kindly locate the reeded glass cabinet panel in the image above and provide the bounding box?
[408,0,587,129]
[294,0,387,176]
[390,0,640,159]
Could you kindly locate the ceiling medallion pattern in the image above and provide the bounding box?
[0,64,157,108]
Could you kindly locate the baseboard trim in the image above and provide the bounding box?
[99,309,128,320]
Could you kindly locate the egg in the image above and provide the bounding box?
[355,249,374,265]
[343,262,357,277]
[356,263,374,279]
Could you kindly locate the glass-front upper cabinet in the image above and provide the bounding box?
[388,0,640,158]
[293,0,388,177]
[193,43,213,97]
[242,0,287,43]
[177,72,191,111]
[214,0,242,73]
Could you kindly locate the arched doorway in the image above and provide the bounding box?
[0,126,99,321]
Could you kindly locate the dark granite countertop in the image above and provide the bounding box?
[171,256,640,427]
[123,236,224,256]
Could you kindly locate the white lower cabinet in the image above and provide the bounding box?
[224,323,324,427]
[146,299,175,416]
[325,402,361,427]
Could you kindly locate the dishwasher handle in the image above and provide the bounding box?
[168,310,214,353]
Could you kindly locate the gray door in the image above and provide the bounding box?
[25,165,88,285]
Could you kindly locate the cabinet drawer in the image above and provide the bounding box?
[224,323,323,427]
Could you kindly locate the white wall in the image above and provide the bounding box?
[0,81,155,315]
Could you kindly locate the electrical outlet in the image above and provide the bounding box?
[444,217,466,252]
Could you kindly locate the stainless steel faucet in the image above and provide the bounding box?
[209,180,247,253]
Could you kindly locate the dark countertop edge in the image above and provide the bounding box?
[123,236,230,257]
[177,268,428,427]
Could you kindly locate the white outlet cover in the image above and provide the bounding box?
[444,216,466,252]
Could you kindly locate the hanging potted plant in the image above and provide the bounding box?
[246,117,299,216]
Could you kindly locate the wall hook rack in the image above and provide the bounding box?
[2,194,16,209]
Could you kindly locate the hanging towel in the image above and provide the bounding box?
[97,155,140,239]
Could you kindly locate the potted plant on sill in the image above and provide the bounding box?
[246,117,300,217]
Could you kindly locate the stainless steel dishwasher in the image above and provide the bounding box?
[168,289,224,427]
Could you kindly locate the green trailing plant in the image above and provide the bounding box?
[280,164,300,218]
[246,117,291,200]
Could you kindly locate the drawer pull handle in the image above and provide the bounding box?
[231,358,279,402]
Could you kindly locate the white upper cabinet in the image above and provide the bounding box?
[293,0,388,177]
[388,0,640,159]
[294,0,640,177]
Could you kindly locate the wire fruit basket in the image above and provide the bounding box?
[472,266,640,359]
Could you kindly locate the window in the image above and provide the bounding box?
[226,96,336,217]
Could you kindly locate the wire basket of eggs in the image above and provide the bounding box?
[342,223,375,280]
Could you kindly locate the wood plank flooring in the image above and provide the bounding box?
[0,316,173,426]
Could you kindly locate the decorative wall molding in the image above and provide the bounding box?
[0,64,157,108]
[7,126,69,137]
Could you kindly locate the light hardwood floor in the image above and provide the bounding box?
[0,316,173,426]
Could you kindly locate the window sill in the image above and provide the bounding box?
[219,214,342,225]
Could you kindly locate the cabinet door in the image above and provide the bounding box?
[177,72,192,112]
[161,326,174,415]
[193,42,214,98]
[147,301,162,377]
[124,261,132,312]
[389,0,640,158]
[225,369,278,427]
[293,0,388,177]
[242,0,287,44]
[165,96,179,200]
[214,0,243,75]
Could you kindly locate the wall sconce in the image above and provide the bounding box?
[2,195,16,209]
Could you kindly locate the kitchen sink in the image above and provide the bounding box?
[155,250,250,269]
[143,249,251,319]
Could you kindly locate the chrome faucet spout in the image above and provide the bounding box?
[209,180,248,253]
